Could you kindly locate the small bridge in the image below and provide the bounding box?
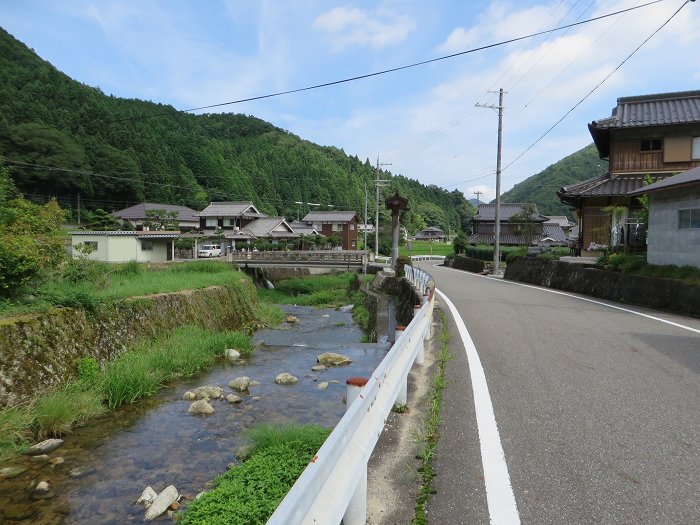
[228,250,369,269]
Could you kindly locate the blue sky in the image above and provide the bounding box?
[1,0,699,202]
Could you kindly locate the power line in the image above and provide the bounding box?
[27,0,668,133]
[503,0,692,172]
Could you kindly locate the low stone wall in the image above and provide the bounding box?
[451,255,486,273]
[0,278,259,409]
[504,258,700,318]
[374,272,422,327]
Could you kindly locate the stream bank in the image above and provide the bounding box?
[0,305,390,524]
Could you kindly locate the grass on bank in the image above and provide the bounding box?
[400,241,454,257]
[179,424,331,525]
[0,260,242,317]
[413,310,452,524]
[0,325,254,460]
[257,272,358,308]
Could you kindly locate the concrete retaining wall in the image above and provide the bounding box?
[0,278,259,408]
[451,255,486,273]
[504,258,700,318]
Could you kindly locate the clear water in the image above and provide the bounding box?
[0,305,389,524]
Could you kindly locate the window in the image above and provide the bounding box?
[640,138,662,152]
[82,241,98,251]
[141,240,154,251]
[350,224,356,230]
[206,218,217,227]
[332,223,343,232]
[693,137,700,160]
[679,208,700,229]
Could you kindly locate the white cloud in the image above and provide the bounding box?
[313,6,416,50]
[436,27,478,53]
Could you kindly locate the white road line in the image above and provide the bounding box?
[436,265,700,335]
[436,288,521,525]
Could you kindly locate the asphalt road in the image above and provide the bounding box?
[421,262,700,525]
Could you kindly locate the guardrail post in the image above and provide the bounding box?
[412,305,425,365]
[344,377,369,525]
[346,377,368,410]
[344,467,367,525]
[392,325,408,406]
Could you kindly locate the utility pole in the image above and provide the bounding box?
[473,190,483,207]
[374,155,391,258]
[77,193,81,225]
[476,88,505,276]
[363,182,368,276]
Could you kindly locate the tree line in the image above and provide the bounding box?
[0,27,474,235]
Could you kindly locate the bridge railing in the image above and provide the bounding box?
[266,266,435,525]
[228,250,366,266]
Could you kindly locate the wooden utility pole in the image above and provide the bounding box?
[473,190,483,206]
[476,89,505,275]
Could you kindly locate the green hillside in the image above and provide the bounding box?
[0,27,472,234]
[499,143,608,217]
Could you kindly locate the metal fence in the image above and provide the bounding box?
[266,266,435,525]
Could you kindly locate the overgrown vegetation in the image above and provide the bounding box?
[257,272,358,308]
[179,424,331,525]
[413,311,451,524]
[102,326,253,409]
[597,252,700,285]
[0,326,254,460]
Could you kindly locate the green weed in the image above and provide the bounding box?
[0,405,33,461]
[413,310,452,525]
[179,424,330,525]
[101,326,254,409]
[33,388,107,439]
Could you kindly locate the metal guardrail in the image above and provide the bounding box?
[410,254,446,262]
[266,265,435,525]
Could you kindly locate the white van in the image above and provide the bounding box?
[198,244,222,258]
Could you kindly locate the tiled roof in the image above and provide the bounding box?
[70,230,179,237]
[198,201,263,217]
[474,203,547,222]
[242,217,296,237]
[593,90,700,129]
[544,216,573,228]
[288,221,320,235]
[628,165,700,195]
[558,173,668,199]
[112,202,199,222]
[542,223,568,243]
[303,211,358,222]
[468,229,567,246]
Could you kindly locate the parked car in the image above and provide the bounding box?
[198,244,222,258]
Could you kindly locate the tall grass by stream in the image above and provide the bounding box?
[0,326,255,460]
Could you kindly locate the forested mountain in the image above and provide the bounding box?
[499,143,608,218]
[0,28,473,234]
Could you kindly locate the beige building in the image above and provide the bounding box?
[70,231,179,263]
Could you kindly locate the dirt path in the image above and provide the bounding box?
[366,313,441,524]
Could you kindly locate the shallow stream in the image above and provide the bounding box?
[0,305,389,524]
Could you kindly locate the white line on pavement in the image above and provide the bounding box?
[436,288,521,525]
[435,265,700,335]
